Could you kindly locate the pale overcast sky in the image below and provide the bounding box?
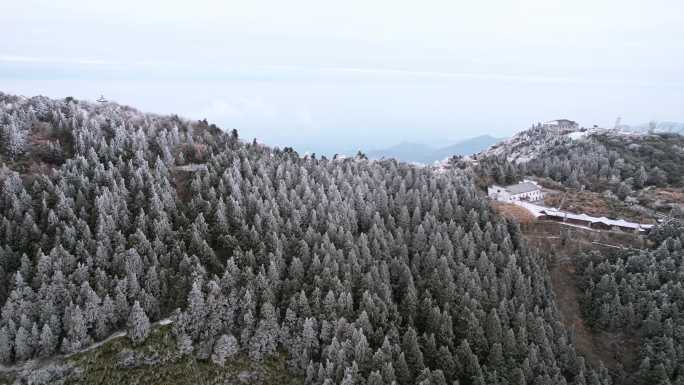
[2,0,684,154]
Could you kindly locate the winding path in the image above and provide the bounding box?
[0,317,173,374]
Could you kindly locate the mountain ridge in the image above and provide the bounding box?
[367,134,501,163]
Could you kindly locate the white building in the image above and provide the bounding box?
[542,119,579,132]
[488,180,545,202]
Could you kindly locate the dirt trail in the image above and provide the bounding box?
[0,318,173,374]
[549,260,638,371]
[520,222,641,375]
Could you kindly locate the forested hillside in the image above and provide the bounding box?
[466,125,684,210]
[459,123,684,384]
[0,93,612,385]
[576,219,684,384]
[524,132,684,193]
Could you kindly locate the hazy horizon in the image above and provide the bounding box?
[3,0,684,155]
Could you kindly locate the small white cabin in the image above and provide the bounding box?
[488,180,544,203]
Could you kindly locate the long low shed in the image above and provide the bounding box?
[513,201,654,232]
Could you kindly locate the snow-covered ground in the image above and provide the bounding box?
[158,318,173,326]
[565,131,589,140]
[477,125,573,164]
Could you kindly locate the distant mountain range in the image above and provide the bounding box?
[366,134,502,164]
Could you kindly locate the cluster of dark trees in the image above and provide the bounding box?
[456,156,522,192]
[0,93,614,385]
[576,219,684,385]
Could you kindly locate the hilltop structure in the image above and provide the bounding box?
[488,179,545,202]
[542,119,579,132]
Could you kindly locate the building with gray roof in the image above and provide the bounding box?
[488,180,545,203]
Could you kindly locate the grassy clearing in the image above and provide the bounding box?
[1,325,301,385]
[544,189,655,223]
[490,201,537,224]
[67,326,300,385]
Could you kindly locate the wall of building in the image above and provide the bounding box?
[489,186,544,202]
[510,190,544,202]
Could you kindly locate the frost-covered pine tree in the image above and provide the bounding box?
[39,324,57,357]
[176,332,194,356]
[240,309,255,351]
[211,334,239,366]
[249,302,279,361]
[96,295,115,340]
[0,327,12,363]
[63,305,90,353]
[185,279,206,339]
[127,301,150,346]
[14,326,32,361]
[1,119,27,159]
[298,317,319,371]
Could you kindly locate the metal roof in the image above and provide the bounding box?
[544,119,577,125]
[504,182,540,195]
[514,201,654,231]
